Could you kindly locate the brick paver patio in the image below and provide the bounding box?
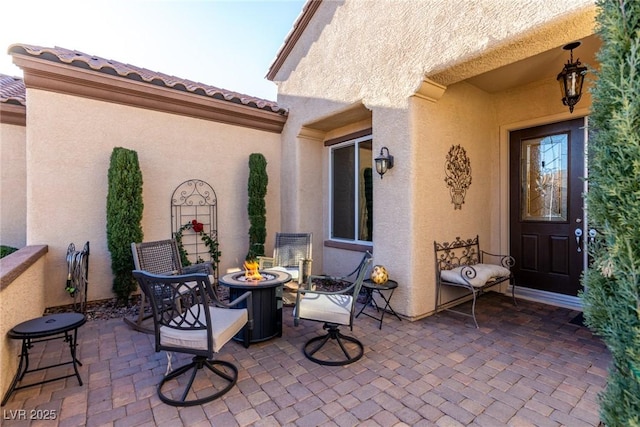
[2,293,610,426]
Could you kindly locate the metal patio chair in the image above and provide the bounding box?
[125,239,214,333]
[133,270,252,406]
[258,232,312,291]
[293,256,373,366]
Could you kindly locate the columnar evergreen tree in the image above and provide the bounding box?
[247,153,268,260]
[582,0,640,424]
[106,147,144,302]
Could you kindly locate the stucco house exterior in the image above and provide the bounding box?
[2,0,599,322]
[266,0,599,320]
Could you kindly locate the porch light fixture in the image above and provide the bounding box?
[375,146,394,179]
[557,41,587,113]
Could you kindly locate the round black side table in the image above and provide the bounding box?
[356,279,403,329]
[1,312,86,406]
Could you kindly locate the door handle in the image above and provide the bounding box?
[575,228,583,252]
[588,228,597,244]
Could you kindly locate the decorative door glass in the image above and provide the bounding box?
[520,133,568,222]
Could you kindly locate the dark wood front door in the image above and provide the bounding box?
[509,118,586,296]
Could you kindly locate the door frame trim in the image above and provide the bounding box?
[499,106,590,308]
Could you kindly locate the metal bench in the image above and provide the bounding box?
[434,235,516,328]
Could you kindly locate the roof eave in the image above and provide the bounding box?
[0,103,26,126]
[266,0,322,82]
[12,54,287,133]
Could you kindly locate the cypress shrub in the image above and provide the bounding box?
[582,0,640,424]
[106,147,144,302]
[247,153,268,260]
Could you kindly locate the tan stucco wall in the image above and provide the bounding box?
[274,0,596,319]
[0,122,27,248]
[26,89,281,307]
[0,247,47,399]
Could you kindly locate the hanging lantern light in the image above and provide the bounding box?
[557,41,587,113]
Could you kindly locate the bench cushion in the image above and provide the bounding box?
[440,263,511,288]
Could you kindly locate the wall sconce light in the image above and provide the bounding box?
[375,146,394,179]
[557,41,587,113]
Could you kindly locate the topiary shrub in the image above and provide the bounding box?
[581,1,640,425]
[247,153,268,260]
[106,147,143,303]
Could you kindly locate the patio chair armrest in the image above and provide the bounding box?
[183,262,213,275]
[221,290,253,330]
[257,256,275,269]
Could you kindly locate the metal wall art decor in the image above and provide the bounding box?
[171,179,220,279]
[444,145,472,209]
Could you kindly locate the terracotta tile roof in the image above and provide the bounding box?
[0,73,26,106]
[8,44,287,115]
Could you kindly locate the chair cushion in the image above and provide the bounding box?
[160,304,247,353]
[440,263,511,288]
[297,293,353,325]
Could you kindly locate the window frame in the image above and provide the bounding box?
[328,134,374,246]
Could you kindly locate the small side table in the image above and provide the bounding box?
[1,312,86,406]
[356,279,402,329]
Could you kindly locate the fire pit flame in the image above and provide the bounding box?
[243,260,262,281]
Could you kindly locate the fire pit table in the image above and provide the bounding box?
[219,270,291,343]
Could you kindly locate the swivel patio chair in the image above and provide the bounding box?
[133,270,252,406]
[125,239,214,333]
[293,256,373,366]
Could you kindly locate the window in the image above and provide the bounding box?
[330,136,373,243]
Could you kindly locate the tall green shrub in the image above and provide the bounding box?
[582,1,640,425]
[107,147,144,302]
[247,153,268,260]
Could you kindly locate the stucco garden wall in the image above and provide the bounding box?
[0,122,27,248]
[26,89,282,308]
[273,0,596,319]
[0,246,47,400]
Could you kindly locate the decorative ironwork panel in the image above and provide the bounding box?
[171,179,219,280]
[520,134,568,222]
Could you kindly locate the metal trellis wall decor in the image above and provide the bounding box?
[444,145,472,210]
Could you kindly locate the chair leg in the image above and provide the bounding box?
[470,290,479,329]
[157,356,238,407]
[303,323,364,366]
[123,293,154,334]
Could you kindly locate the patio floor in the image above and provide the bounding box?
[2,293,610,427]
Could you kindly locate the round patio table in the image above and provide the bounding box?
[1,312,85,406]
[219,270,291,343]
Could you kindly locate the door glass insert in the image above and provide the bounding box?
[521,133,568,222]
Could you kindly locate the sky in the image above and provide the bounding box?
[0,0,307,101]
